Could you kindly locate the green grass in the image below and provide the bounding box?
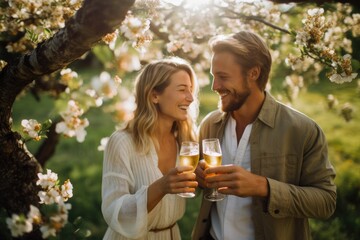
[46,107,114,239]
[10,77,360,239]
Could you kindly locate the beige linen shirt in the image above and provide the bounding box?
[192,92,336,240]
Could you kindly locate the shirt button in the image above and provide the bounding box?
[274,209,280,214]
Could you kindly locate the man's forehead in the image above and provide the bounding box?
[211,52,238,70]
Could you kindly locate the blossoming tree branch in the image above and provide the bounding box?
[0,0,134,238]
[0,0,358,238]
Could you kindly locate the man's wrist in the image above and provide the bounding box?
[258,176,269,198]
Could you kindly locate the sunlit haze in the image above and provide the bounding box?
[161,0,211,9]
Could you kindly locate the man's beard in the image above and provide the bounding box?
[219,89,251,112]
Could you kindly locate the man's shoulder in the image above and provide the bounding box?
[265,92,312,122]
[261,92,318,130]
[201,110,223,125]
[278,101,315,123]
[274,101,323,135]
[198,110,225,138]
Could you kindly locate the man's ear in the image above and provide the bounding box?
[248,66,261,81]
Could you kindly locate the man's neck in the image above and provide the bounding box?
[231,91,265,142]
[231,91,265,125]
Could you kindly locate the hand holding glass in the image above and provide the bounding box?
[202,138,225,201]
[177,141,199,198]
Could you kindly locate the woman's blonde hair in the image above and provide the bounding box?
[126,57,199,153]
[209,31,272,91]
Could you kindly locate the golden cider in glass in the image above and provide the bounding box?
[203,152,222,167]
[179,153,199,172]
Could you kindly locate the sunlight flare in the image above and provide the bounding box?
[162,0,211,9]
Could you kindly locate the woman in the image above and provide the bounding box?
[102,57,199,240]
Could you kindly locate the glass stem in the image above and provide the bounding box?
[213,188,218,196]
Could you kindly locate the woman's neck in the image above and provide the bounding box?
[154,117,175,139]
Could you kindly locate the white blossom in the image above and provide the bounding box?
[21,119,41,140]
[120,14,151,43]
[40,224,57,239]
[307,8,324,17]
[91,72,119,99]
[6,214,33,237]
[61,180,73,201]
[55,100,89,142]
[98,137,109,151]
[27,205,42,225]
[38,188,62,205]
[329,72,358,84]
[37,169,58,189]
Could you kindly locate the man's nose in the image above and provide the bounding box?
[212,78,220,92]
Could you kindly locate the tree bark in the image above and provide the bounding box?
[0,0,134,238]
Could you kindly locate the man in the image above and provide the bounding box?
[192,31,336,240]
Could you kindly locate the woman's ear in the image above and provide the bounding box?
[151,90,159,104]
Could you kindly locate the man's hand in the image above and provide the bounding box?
[204,165,268,198]
[194,160,208,189]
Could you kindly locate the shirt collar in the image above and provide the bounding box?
[212,91,277,128]
[213,110,229,124]
[257,91,277,128]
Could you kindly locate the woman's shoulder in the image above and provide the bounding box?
[107,129,134,150]
[110,129,131,139]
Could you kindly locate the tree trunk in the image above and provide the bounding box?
[0,0,135,238]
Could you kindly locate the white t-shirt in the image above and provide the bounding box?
[210,116,255,240]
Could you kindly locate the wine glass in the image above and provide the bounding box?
[177,141,199,198]
[202,138,225,201]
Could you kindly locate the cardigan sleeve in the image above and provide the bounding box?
[101,131,149,239]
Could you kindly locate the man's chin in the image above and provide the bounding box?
[218,102,230,113]
[219,101,242,113]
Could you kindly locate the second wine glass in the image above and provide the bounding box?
[177,141,199,198]
[202,138,225,201]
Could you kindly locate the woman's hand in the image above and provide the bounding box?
[147,166,198,211]
[159,166,198,195]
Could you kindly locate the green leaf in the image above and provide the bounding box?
[42,119,53,130]
[73,216,83,226]
[351,59,360,72]
[92,45,115,65]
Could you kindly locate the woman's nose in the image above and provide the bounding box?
[186,91,194,102]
